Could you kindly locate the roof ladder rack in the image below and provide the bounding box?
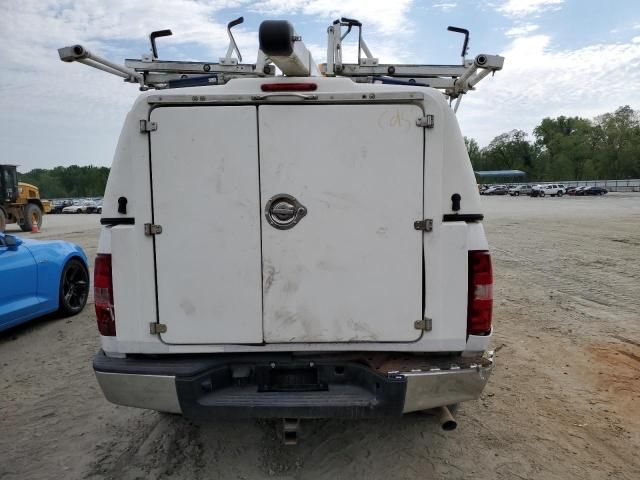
[58,17,276,91]
[58,16,504,104]
[320,20,504,110]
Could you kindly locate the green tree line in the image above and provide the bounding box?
[18,165,109,198]
[16,105,640,196]
[466,105,640,181]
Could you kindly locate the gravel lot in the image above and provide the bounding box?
[2,194,639,480]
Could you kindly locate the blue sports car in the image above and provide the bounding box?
[0,232,89,332]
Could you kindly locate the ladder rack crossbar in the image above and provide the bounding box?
[366,77,462,90]
[321,63,470,78]
[124,59,274,76]
[324,54,503,97]
[77,58,132,80]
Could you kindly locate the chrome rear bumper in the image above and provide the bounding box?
[93,350,494,417]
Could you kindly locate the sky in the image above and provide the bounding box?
[1,0,639,171]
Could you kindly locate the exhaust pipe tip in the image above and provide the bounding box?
[441,418,458,431]
[436,406,458,431]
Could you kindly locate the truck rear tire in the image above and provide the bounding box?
[20,203,43,232]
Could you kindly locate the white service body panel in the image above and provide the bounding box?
[97,79,488,354]
[150,106,263,344]
[259,104,424,342]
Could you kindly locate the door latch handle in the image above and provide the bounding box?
[265,194,307,230]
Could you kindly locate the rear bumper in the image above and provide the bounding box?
[93,350,494,419]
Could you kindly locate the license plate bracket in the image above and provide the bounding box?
[257,366,328,392]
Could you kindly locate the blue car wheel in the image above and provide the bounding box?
[58,258,89,316]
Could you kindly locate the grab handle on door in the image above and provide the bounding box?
[251,93,318,101]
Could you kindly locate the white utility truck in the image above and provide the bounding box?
[60,18,503,441]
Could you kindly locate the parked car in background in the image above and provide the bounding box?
[530,185,545,197]
[51,199,73,214]
[537,184,566,197]
[583,186,608,195]
[85,201,100,214]
[62,200,96,214]
[0,232,89,332]
[509,185,532,196]
[484,185,509,195]
[51,200,62,213]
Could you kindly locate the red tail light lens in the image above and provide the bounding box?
[468,250,493,335]
[261,82,317,92]
[94,254,115,336]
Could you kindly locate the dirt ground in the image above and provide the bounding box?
[1,193,639,480]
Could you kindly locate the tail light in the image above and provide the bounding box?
[468,250,493,335]
[94,253,116,336]
[261,82,317,91]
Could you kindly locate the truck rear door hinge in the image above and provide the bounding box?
[149,323,167,334]
[144,223,163,235]
[414,318,433,331]
[414,219,433,232]
[416,115,434,128]
[140,120,157,133]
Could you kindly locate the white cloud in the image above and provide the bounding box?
[249,1,415,66]
[505,23,539,37]
[498,0,564,17]
[433,3,457,12]
[633,36,640,43]
[250,0,414,36]
[458,34,640,145]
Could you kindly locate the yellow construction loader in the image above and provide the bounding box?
[0,164,48,232]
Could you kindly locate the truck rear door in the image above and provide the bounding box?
[150,106,263,344]
[150,103,424,345]
[259,104,424,342]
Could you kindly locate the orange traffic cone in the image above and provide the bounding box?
[31,221,40,234]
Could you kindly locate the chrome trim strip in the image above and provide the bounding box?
[146,91,425,105]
